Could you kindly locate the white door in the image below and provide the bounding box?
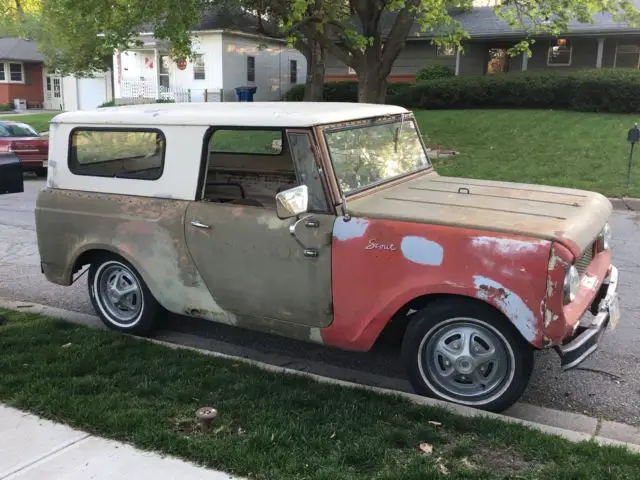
[45,76,63,110]
[77,77,107,110]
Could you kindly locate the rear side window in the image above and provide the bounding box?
[68,128,165,180]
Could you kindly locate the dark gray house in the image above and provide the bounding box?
[325,4,640,83]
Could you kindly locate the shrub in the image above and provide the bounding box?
[0,103,12,111]
[284,81,413,103]
[98,100,116,108]
[416,64,454,83]
[391,68,640,113]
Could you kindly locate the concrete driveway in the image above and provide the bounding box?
[2,178,639,425]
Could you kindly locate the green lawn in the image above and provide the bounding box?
[0,113,59,133]
[415,109,640,198]
[4,109,640,197]
[1,309,639,480]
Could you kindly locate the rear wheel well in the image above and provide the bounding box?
[375,293,515,349]
[72,249,113,277]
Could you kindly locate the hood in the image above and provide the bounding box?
[347,171,612,256]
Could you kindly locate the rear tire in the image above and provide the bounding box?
[401,298,534,412]
[88,253,163,336]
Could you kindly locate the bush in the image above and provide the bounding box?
[416,64,454,83]
[0,103,12,111]
[98,100,116,108]
[284,81,413,103]
[391,68,640,113]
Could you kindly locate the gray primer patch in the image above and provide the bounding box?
[400,236,444,266]
[333,217,369,241]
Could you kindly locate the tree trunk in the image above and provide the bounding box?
[357,64,387,104]
[303,39,325,102]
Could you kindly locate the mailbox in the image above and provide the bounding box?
[0,152,24,195]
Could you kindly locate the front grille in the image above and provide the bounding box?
[575,241,595,276]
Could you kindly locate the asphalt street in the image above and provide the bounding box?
[1,178,639,425]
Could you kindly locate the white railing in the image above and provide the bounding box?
[118,80,224,104]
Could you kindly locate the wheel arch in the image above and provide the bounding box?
[374,292,540,350]
[69,244,155,294]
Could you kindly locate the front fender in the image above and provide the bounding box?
[322,216,551,351]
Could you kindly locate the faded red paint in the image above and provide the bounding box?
[321,217,552,351]
[542,241,612,344]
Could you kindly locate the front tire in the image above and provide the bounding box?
[88,254,162,336]
[401,299,534,412]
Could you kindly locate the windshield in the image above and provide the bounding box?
[324,117,430,195]
[0,122,40,138]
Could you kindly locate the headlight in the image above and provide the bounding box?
[564,265,580,304]
[599,222,612,250]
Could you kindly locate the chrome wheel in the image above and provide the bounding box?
[93,261,144,327]
[418,318,514,403]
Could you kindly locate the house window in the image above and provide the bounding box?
[436,45,456,57]
[290,60,298,84]
[547,38,572,66]
[193,54,205,80]
[0,62,24,82]
[615,43,640,68]
[247,56,256,83]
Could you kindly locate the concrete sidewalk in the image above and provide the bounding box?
[0,405,241,480]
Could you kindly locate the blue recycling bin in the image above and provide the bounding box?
[235,86,257,102]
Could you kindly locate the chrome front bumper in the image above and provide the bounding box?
[554,265,620,371]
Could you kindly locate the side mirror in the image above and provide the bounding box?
[275,185,308,219]
[0,152,24,195]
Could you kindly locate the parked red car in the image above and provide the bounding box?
[0,121,48,176]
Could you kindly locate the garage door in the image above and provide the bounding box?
[77,77,107,110]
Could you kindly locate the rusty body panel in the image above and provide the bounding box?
[323,216,552,351]
[183,201,334,331]
[35,188,236,325]
[347,171,612,257]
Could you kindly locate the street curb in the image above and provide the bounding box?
[609,197,640,211]
[1,298,639,454]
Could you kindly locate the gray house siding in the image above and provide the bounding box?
[324,35,640,82]
[325,42,456,79]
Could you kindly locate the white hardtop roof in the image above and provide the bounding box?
[51,102,410,128]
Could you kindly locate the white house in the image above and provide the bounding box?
[114,29,307,103]
[44,69,113,111]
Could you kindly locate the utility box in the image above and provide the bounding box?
[13,98,27,111]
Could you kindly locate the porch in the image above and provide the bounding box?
[114,47,223,103]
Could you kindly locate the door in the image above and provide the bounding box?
[184,130,335,328]
[45,76,63,110]
[78,77,107,110]
[486,48,510,73]
[159,55,171,96]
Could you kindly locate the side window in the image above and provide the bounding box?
[68,129,165,180]
[287,133,329,213]
[210,129,282,155]
[204,128,295,209]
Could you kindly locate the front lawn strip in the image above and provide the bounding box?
[0,113,59,133]
[1,309,639,479]
[416,109,640,198]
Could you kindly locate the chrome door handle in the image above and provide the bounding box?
[191,220,211,229]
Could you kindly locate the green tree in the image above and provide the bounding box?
[282,0,640,103]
